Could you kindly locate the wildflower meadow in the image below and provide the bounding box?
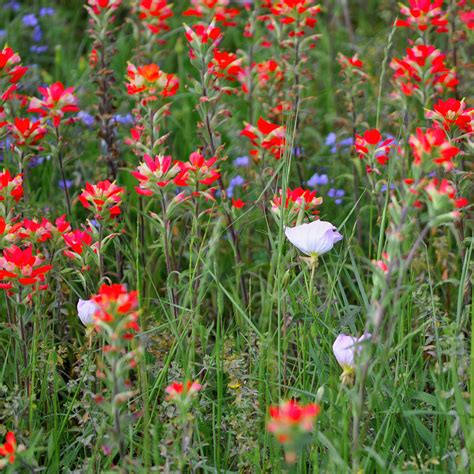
[0,0,473,472]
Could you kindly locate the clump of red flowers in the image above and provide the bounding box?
[92,283,140,341]
[390,44,458,98]
[425,98,473,134]
[355,128,394,172]
[424,178,468,217]
[0,432,18,468]
[0,245,52,291]
[132,154,181,196]
[79,180,124,219]
[241,117,286,160]
[165,380,202,406]
[268,399,320,464]
[29,82,79,128]
[0,169,23,205]
[63,228,93,260]
[395,0,448,33]
[126,63,179,103]
[87,0,121,14]
[409,127,460,171]
[184,0,240,27]
[137,0,173,35]
[7,117,47,148]
[174,151,221,190]
[271,187,322,221]
[0,47,28,103]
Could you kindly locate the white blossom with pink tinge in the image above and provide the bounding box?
[77,298,98,326]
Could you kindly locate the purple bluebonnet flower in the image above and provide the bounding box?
[226,175,245,198]
[294,147,304,158]
[39,7,55,16]
[22,14,39,27]
[77,111,95,127]
[32,26,43,43]
[59,179,73,190]
[233,156,250,167]
[380,184,395,193]
[328,188,345,205]
[5,1,20,12]
[89,219,100,230]
[113,113,134,126]
[307,173,329,187]
[29,156,49,167]
[30,45,48,54]
[338,137,354,148]
[0,30,6,40]
[325,132,337,153]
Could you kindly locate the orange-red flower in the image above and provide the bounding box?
[183,0,240,26]
[138,0,173,35]
[425,98,473,133]
[132,154,180,196]
[0,432,17,467]
[241,117,286,160]
[165,380,202,404]
[79,180,124,219]
[87,0,121,13]
[0,47,28,101]
[29,82,79,127]
[395,0,448,32]
[63,229,93,259]
[0,169,23,204]
[126,63,179,102]
[8,117,47,147]
[271,187,322,219]
[175,151,220,188]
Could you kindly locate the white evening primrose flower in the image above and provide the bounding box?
[285,220,343,258]
[77,298,98,327]
[332,334,371,384]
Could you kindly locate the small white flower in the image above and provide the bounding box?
[77,298,97,326]
[332,333,371,371]
[284,220,343,257]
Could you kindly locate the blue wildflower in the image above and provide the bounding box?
[22,14,39,27]
[233,156,250,167]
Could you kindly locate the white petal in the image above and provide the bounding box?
[77,298,97,326]
[332,334,357,368]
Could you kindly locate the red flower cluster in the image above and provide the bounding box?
[175,151,221,188]
[390,44,458,97]
[184,0,240,26]
[87,0,121,14]
[79,180,124,219]
[132,154,180,196]
[395,0,448,32]
[0,245,52,291]
[138,0,173,35]
[7,117,47,148]
[241,117,286,160]
[409,127,460,171]
[337,53,368,80]
[425,98,473,133]
[354,129,394,172]
[266,0,321,36]
[63,228,93,259]
[92,283,140,339]
[271,187,322,219]
[126,63,179,103]
[209,49,243,82]
[165,380,202,404]
[0,47,28,103]
[0,169,23,204]
[0,432,17,468]
[424,178,468,213]
[268,400,320,463]
[29,82,79,128]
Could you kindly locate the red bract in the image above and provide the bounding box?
[175,151,220,188]
[355,129,394,170]
[63,229,93,259]
[231,197,246,209]
[390,45,458,98]
[87,0,121,13]
[271,187,322,219]
[424,178,468,212]
[0,47,28,102]
[92,283,140,338]
[79,180,124,219]
[138,0,173,35]
[209,49,243,81]
[8,218,54,244]
[0,245,52,290]
[337,53,369,80]
[29,82,79,128]
[409,127,460,171]
[7,117,47,147]
[395,0,448,32]
[268,400,320,463]
[240,59,284,93]
[132,154,180,196]
[266,0,321,36]
[0,432,17,467]
[126,63,179,102]
[0,169,23,203]
[165,380,202,404]
[183,0,240,26]
[425,98,473,133]
[241,117,286,159]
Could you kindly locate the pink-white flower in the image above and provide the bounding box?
[77,298,98,326]
[332,333,371,383]
[285,220,342,257]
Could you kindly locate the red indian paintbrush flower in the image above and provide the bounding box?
[354,128,394,172]
[337,53,369,80]
[409,127,460,171]
[92,283,140,339]
[271,187,322,220]
[395,0,448,33]
[241,117,286,160]
[425,98,473,133]
[7,117,47,148]
[0,432,17,468]
[29,82,79,127]
[126,63,179,102]
[209,49,243,81]
[424,178,468,216]
[138,0,174,35]
[0,47,28,102]
[132,154,180,196]
[184,0,240,26]
[0,169,23,204]
[268,399,320,464]
[165,380,202,405]
[174,151,220,188]
[63,228,93,259]
[184,22,222,45]
[231,197,246,209]
[79,180,124,219]
[390,44,458,98]
[8,218,54,244]
[87,0,121,13]
[0,245,52,290]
